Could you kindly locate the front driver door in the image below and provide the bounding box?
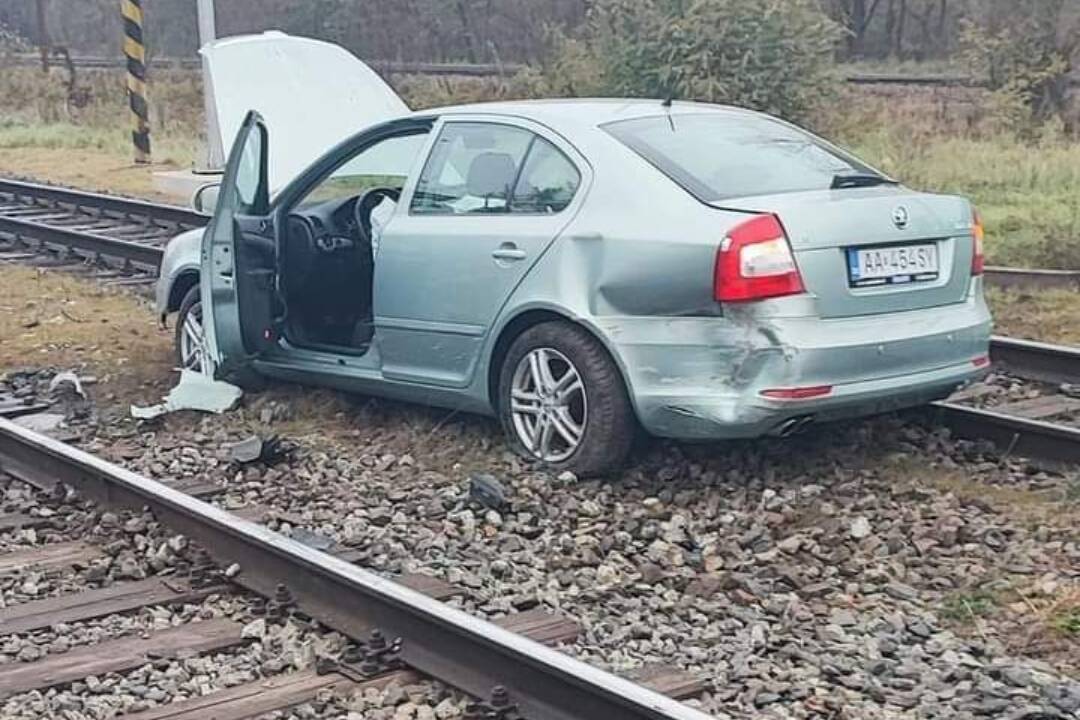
[201,110,278,376]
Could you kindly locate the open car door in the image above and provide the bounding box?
[200,110,278,376]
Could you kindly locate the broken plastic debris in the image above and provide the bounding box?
[13,412,66,432]
[226,434,290,465]
[48,371,87,399]
[468,473,510,511]
[131,370,243,419]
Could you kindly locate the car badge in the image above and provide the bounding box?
[892,205,910,230]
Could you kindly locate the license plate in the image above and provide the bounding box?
[847,243,939,288]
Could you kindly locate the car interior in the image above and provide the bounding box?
[279,186,399,353]
[272,123,575,356]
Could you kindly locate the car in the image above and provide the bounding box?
[157,33,992,475]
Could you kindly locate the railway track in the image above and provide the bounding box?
[0,418,711,720]
[936,337,1080,465]
[0,179,206,279]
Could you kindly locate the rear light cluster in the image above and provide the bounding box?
[971,208,985,276]
[715,214,805,303]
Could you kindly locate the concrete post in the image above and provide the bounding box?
[197,0,225,170]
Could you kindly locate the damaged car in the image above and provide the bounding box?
[158,32,992,475]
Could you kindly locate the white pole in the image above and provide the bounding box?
[196,0,224,170]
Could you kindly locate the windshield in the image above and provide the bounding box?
[603,113,883,202]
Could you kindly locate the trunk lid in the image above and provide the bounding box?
[715,187,976,318]
[201,32,410,192]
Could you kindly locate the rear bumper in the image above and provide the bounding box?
[605,294,992,440]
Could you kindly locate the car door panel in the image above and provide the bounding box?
[374,118,590,389]
[375,214,567,386]
[201,111,277,373]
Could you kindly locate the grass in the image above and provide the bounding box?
[941,589,999,622]
[841,122,1080,270]
[986,288,1080,346]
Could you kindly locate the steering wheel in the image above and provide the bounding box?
[354,188,401,245]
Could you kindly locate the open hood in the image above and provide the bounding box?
[201,32,410,191]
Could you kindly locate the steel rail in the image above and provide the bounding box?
[932,336,1080,465]
[931,402,1080,465]
[0,418,712,720]
[0,215,165,269]
[984,266,1080,292]
[989,336,1080,386]
[0,179,207,230]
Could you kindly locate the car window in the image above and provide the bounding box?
[300,131,428,207]
[234,124,264,212]
[411,123,533,215]
[603,113,879,202]
[511,138,581,214]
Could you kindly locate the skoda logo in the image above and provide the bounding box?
[892,206,910,230]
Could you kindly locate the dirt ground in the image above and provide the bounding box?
[0,147,183,204]
[0,265,175,403]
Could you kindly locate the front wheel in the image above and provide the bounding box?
[175,284,208,373]
[497,322,634,476]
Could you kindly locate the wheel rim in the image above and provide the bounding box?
[510,347,587,463]
[179,301,207,373]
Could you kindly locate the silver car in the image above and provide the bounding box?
[158,36,992,476]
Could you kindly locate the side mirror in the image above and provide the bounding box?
[192,183,221,215]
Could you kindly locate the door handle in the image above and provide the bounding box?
[492,245,527,261]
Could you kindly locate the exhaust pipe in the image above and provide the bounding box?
[773,415,815,437]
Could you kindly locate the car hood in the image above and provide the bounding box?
[201,31,410,191]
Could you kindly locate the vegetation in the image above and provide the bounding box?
[0,0,1077,271]
[539,0,841,122]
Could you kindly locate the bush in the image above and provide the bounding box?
[540,0,842,123]
[960,0,1079,137]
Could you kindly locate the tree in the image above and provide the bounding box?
[543,0,842,123]
[961,0,1079,135]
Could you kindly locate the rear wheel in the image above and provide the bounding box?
[175,284,207,372]
[497,321,634,476]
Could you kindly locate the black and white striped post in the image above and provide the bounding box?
[121,0,151,164]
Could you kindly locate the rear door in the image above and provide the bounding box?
[373,118,588,387]
[201,111,278,374]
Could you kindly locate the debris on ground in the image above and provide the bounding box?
[0,368,96,432]
[47,371,87,399]
[131,370,242,419]
[11,412,66,432]
[226,434,291,465]
[1060,383,1080,399]
[467,473,510,511]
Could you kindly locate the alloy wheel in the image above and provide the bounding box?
[510,347,587,462]
[179,301,207,373]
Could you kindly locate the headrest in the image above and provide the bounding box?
[466,152,517,198]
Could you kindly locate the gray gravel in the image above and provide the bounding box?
[80,394,1078,720]
[5,369,1080,719]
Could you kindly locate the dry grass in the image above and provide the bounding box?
[0,141,189,203]
[987,288,1080,346]
[0,265,174,402]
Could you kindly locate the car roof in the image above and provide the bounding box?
[414,99,760,133]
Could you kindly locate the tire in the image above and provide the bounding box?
[497,321,635,476]
[174,284,205,371]
[174,283,265,390]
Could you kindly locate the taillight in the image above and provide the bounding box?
[971,209,985,276]
[715,214,805,302]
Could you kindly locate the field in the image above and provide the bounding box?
[1,64,1079,339]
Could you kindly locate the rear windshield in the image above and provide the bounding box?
[603,113,878,202]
